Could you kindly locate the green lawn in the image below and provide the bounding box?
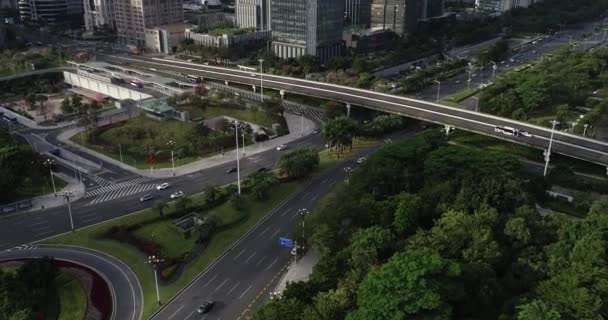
[56,272,87,320]
[179,105,275,128]
[443,88,480,104]
[13,175,68,202]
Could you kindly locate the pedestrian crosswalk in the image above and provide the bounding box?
[87,174,114,187]
[283,103,327,125]
[84,177,153,197]
[86,183,158,206]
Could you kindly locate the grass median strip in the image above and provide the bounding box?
[42,138,377,318]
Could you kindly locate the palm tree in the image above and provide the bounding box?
[194,214,222,243]
[322,116,358,158]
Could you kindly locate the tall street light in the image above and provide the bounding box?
[583,123,589,136]
[167,140,176,177]
[145,255,164,305]
[235,121,241,195]
[298,208,309,242]
[466,70,473,89]
[490,61,497,79]
[543,120,560,177]
[344,166,352,190]
[258,59,264,102]
[43,158,57,196]
[61,191,75,232]
[472,96,480,112]
[433,80,441,103]
[242,132,246,157]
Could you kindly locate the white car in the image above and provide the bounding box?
[357,157,367,164]
[156,183,169,190]
[276,144,288,151]
[520,131,532,137]
[170,191,184,199]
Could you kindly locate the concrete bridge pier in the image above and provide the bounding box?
[444,125,454,135]
[346,103,351,117]
[252,85,256,93]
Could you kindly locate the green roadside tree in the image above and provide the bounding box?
[60,97,73,114]
[321,116,358,158]
[516,300,561,320]
[245,171,278,200]
[347,247,462,320]
[153,201,167,216]
[277,148,320,179]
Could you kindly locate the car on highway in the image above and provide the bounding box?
[170,191,184,199]
[357,157,367,164]
[197,301,215,314]
[227,167,237,174]
[156,183,169,190]
[276,144,288,151]
[139,194,154,202]
[520,131,532,137]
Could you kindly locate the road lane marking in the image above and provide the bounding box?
[227,282,240,296]
[184,311,194,320]
[245,251,257,264]
[29,220,48,227]
[214,278,229,292]
[31,225,51,232]
[234,248,246,260]
[280,208,290,216]
[82,216,102,224]
[269,229,280,240]
[289,214,298,221]
[255,256,267,266]
[203,274,218,288]
[310,194,320,202]
[168,305,184,319]
[266,257,279,270]
[257,226,271,237]
[238,285,253,299]
[34,230,54,237]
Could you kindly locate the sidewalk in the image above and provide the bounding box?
[27,172,86,213]
[56,112,317,178]
[273,249,320,294]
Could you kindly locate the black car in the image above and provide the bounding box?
[197,301,215,314]
[226,167,237,174]
[257,167,268,173]
[139,194,154,202]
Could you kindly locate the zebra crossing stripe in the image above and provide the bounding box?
[86,184,158,206]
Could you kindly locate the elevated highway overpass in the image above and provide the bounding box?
[98,54,608,170]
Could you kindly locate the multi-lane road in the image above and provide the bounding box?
[99,54,608,168]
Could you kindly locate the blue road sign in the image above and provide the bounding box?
[279,237,294,248]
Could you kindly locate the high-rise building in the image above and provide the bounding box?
[84,0,115,31]
[271,0,344,63]
[421,0,443,19]
[18,0,68,24]
[0,17,5,48]
[370,0,421,36]
[114,0,184,46]
[476,0,539,13]
[235,0,270,30]
[345,0,371,28]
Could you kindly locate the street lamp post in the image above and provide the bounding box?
[258,59,264,102]
[433,80,441,103]
[300,112,304,136]
[118,143,123,163]
[490,61,497,79]
[145,255,164,305]
[167,140,176,177]
[466,70,472,89]
[242,132,245,157]
[235,121,241,195]
[472,96,480,112]
[344,167,352,190]
[298,208,309,241]
[43,159,57,196]
[60,191,75,232]
[543,120,560,177]
[583,124,589,136]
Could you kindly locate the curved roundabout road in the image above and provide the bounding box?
[0,245,143,320]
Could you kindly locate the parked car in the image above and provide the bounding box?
[227,167,237,174]
[357,157,367,164]
[197,301,215,314]
[156,183,169,190]
[276,144,288,151]
[170,191,184,199]
[139,194,154,202]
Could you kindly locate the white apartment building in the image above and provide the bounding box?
[476,0,539,13]
[114,0,184,46]
[235,0,270,30]
[84,0,114,31]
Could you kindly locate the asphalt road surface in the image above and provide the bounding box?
[0,245,143,320]
[0,134,323,251]
[99,54,608,167]
[149,132,398,320]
